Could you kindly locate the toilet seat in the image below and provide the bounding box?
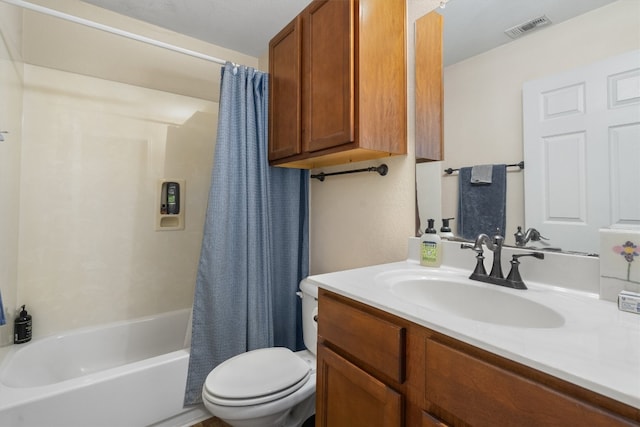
[203,347,311,407]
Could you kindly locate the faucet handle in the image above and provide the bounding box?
[505,252,545,289]
[513,252,544,261]
[462,243,487,276]
[461,243,482,253]
[514,226,525,246]
[529,229,549,242]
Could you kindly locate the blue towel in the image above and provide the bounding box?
[458,164,507,240]
[0,288,5,326]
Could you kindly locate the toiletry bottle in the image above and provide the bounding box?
[14,305,32,344]
[421,219,442,267]
[439,217,455,239]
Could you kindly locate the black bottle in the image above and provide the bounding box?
[14,305,32,344]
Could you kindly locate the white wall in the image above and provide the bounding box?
[430,0,640,244]
[0,3,24,346]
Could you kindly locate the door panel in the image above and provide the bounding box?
[316,344,403,427]
[523,49,640,254]
[303,0,354,152]
[269,17,302,160]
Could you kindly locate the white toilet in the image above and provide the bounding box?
[202,279,318,427]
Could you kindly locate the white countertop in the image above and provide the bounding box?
[306,260,640,409]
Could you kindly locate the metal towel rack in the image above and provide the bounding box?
[444,161,524,175]
[311,164,388,182]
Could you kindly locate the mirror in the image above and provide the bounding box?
[415,0,639,255]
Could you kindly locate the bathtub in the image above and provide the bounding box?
[0,309,210,427]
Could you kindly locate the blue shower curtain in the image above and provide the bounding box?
[184,63,309,405]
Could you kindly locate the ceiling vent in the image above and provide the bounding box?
[504,15,552,39]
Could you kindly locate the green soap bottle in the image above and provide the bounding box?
[420,219,442,267]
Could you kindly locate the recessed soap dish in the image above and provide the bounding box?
[155,179,185,231]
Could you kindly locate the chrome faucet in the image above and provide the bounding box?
[462,231,543,290]
[472,233,505,279]
[514,226,548,247]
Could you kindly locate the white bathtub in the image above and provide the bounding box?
[0,309,209,427]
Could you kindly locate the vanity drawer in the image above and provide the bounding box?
[318,290,406,383]
[424,338,635,427]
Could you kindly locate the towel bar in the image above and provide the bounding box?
[311,164,388,182]
[444,161,524,175]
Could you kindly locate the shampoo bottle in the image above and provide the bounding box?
[14,305,32,344]
[420,219,442,267]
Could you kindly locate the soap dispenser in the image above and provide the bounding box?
[439,217,455,239]
[14,305,32,344]
[420,219,442,267]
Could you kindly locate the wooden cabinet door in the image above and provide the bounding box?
[425,338,635,427]
[269,16,302,161]
[319,289,406,384]
[415,10,443,162]
[316,344,403,427]
[302,0,354,153]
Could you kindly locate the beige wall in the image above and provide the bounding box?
[0,3,24,346]
[426,0,640,244]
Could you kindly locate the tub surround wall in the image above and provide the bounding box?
[0,3,24,346]
[18,65,217,338]
[0,1,259,339]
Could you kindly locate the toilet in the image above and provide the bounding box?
[202,279,318,427]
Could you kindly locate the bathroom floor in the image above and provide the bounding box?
[191,417,230,427]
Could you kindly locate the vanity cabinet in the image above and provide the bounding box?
[268,0,407,169]
[316,289,640,427]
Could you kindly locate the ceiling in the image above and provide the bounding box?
[80,0,620,65]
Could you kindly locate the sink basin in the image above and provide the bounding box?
[377,271,565,328]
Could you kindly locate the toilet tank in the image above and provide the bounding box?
[299,279,318,355]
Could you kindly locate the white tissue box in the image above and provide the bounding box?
[618,291,640,314]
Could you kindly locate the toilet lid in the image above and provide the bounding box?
[204,347,310,405]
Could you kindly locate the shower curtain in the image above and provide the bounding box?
[184,63,309,405]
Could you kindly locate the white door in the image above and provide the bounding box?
[523,50,640,254]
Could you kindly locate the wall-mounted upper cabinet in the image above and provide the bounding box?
[269,0,407,169]
[415,11,443,162]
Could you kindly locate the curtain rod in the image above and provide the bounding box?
[1,0,228,65]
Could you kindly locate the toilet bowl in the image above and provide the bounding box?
[202,280,318,427]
